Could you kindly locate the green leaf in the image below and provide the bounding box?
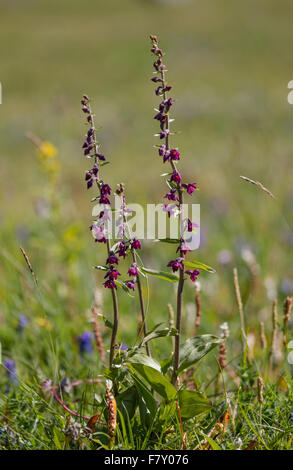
[139,267,179,283]
[200,433,222,450]
[53,427,63,450]
[160,354,173,375]
[127,354,177,401]
[98,314,113,329]
[116,386,138,421]
[183,260,216,274]
[178,335,222,373]
[116,280,135,297]
[127,352,162,372]
[140,323,178,346]
[132,374,157,428]
[178,390,212,419]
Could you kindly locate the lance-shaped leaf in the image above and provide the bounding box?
[178,390,212,419]
[132,374,157,428]
[139,267,179,283]
[127,353,177,401]
[127,352,162,371]
[178,335,222,373]
[140,324,178,347]
[183,260,216,274]
[116,386,138,421]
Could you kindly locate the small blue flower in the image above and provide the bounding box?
[18,314,28,331]
[77,331,94,355]
[115,342,128,352]
[4,358,17,383]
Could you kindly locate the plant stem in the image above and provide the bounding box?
[86,100,120,369]
[131,249,151,357]
[159,65,185,386]
[172,189,185,386]
[107,239,119,367]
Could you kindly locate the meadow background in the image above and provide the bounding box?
[1,0,293,449]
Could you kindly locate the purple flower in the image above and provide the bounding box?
[84,145,93,156]
[160,130,169,140]
[91,225,107,243]
[105,266,121,280]
[125,280,136,291]
[163,151,171,163]
[158,144,166,156]
[187,218,198,232]
[151,77,163,83]
[164,189,178,201]
[106,251,118,265]
[85,164,99,189]
[163,203,177,218]
[131,239,141,250]
[4,359,17,383]
[95,153,106,161]
[78,331,94,355]
[118,242,128,258]
[155,86,163,96]
[185,269,200,282]
[153,59,162,71]
[101,183,111,195]
[115,342,128,351]
[165,98,174,111]
[183,182,197,195]
[169,149,180,161]
[18,314,28,331]
[177,242,191,255]
[128,265,138,277]
[99,195,111,205]
[170,171,181,184]
[167,258,184,272]
[104,279,117,289]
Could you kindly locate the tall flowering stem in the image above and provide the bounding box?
[150,36,199,385]
[116,185,151,357]
[81,94,119,368]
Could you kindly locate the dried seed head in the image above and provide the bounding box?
[257,376,264,404]
[106,383,117,439]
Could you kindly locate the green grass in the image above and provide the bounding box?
[1,0,293,450]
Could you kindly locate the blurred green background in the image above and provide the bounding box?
[1,0,293,383]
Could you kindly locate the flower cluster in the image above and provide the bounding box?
[82,94,119,289]
[150,35,200,283]
[125,263,138,291]
[104,256,121,289]
[81,95,107,190]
